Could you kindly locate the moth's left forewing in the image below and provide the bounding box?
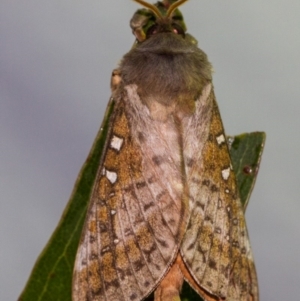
[73,83,191,301]
[181,84,259,301]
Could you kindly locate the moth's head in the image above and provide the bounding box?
[131,0,196,44]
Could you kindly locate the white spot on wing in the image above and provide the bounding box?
[75,243,87,272]
[102,246,110,253]
[106,170,117,184]
[110,135,124,151]
[216,134,225,145]
[221,167,230,180]
[111,209,116,215]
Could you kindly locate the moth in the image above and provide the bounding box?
[72,1,259,301]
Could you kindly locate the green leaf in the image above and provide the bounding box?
[18,98,265,301]
[228,132,266,210]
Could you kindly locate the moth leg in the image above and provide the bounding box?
[154,254,184,301]
[110,68,122,92]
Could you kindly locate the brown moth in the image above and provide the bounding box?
[72,1,259,301]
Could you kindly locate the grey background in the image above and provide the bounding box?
[1,0,299,300]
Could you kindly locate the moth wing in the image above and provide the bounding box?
[181,84,259,301]
[73,85,189,301]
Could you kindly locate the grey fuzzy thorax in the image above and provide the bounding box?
[120,33,212,112]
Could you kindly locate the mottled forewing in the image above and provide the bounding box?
[73,85,188,301]
[181,85,259,301]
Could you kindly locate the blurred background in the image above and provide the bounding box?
[1,0,299,300]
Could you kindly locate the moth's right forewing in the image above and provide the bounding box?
[73,84,189,301]
[181,84,259,301]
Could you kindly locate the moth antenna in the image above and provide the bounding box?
[133,0,163,18]
[167,0,188,17]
